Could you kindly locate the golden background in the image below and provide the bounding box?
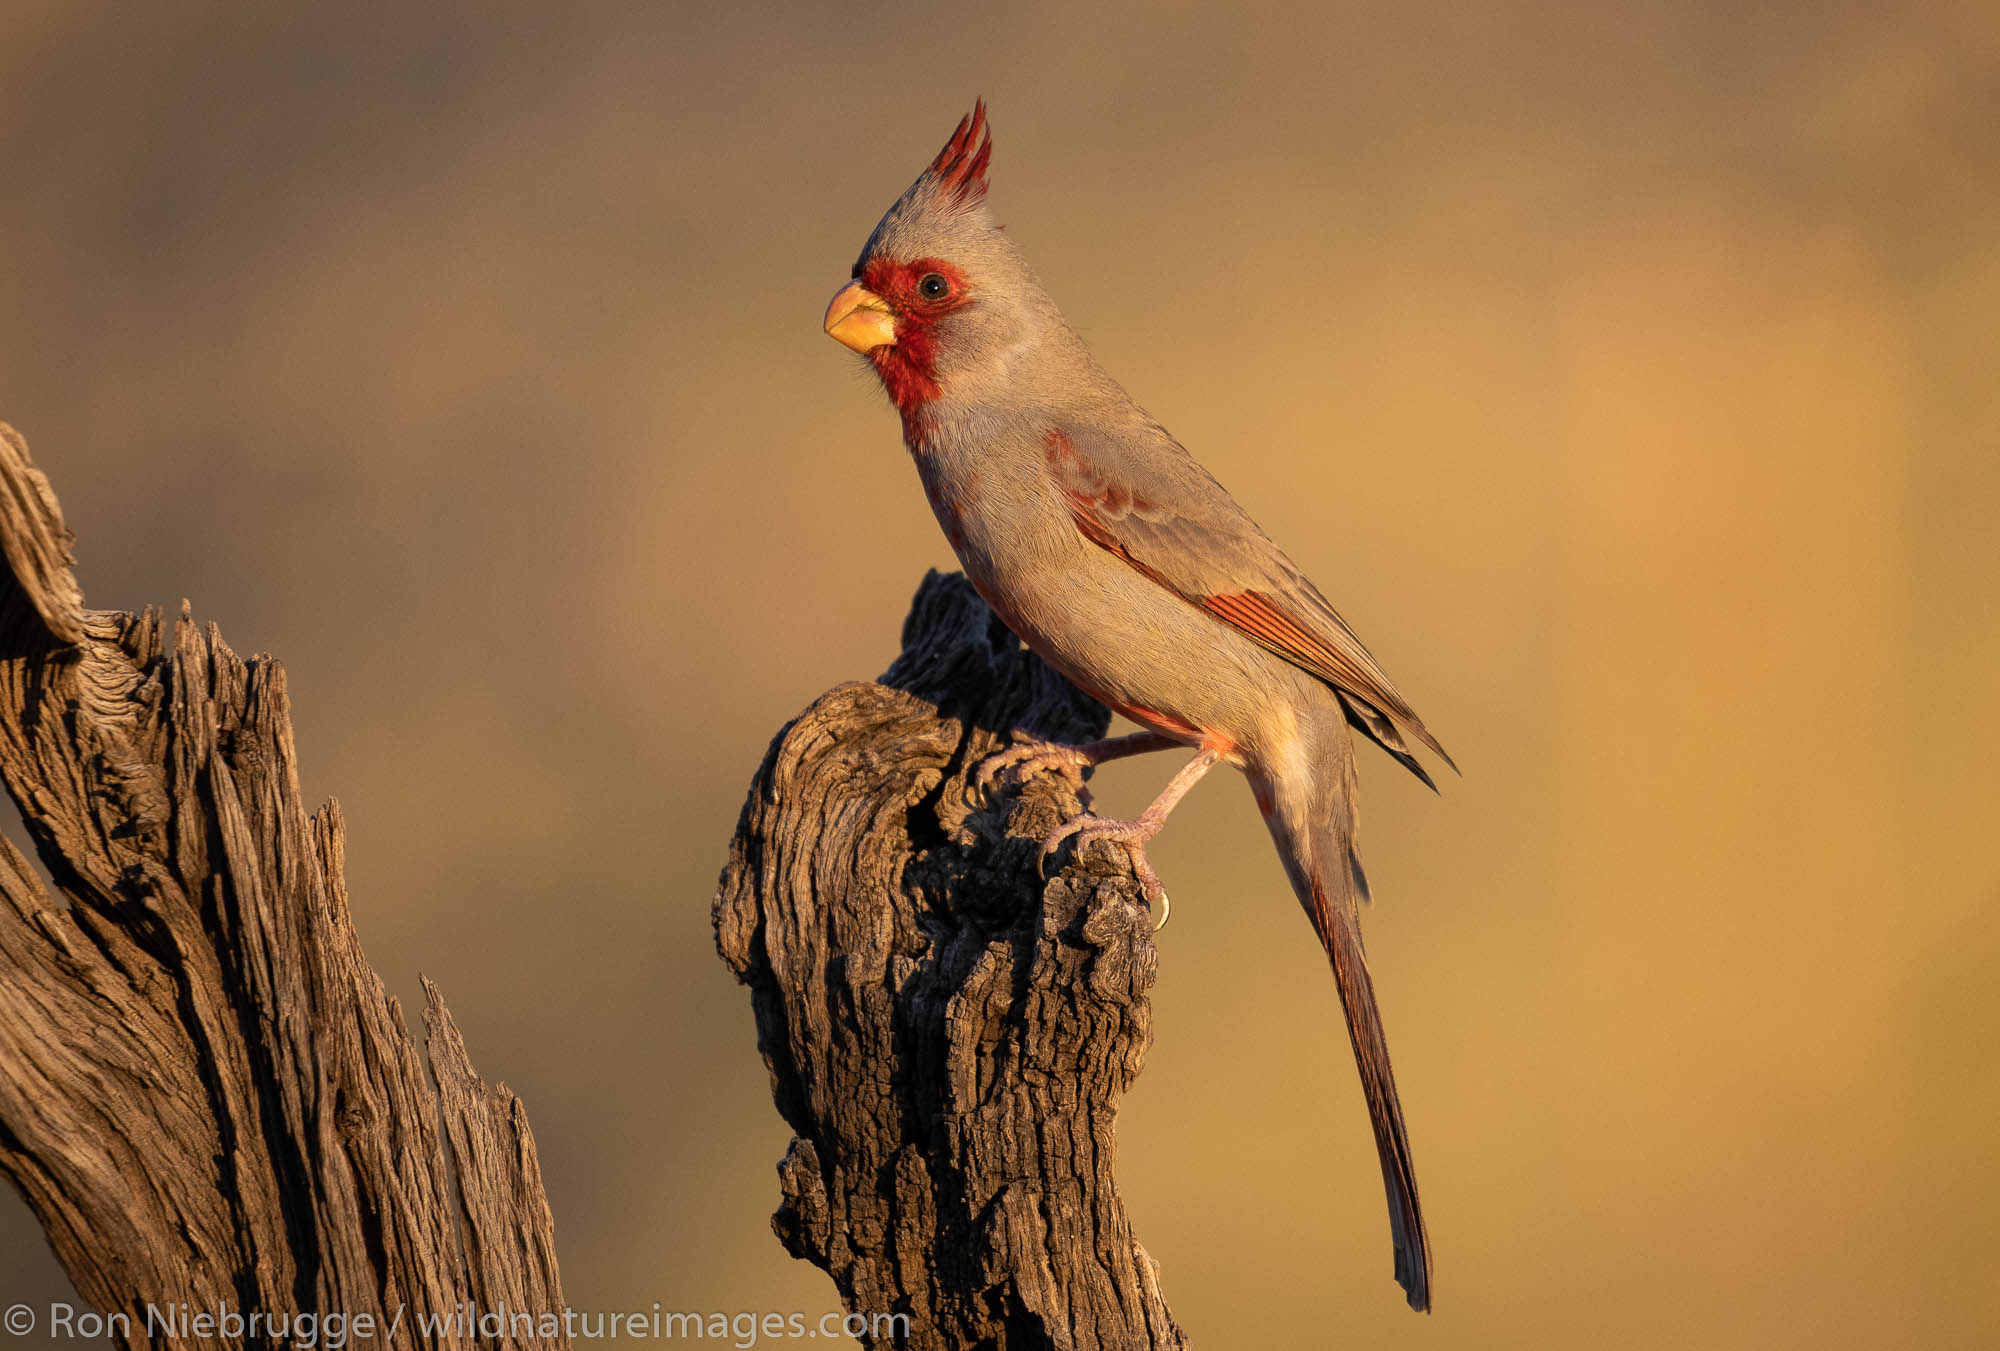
[3,2,1996,1346]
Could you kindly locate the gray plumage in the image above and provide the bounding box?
[825,103,1451,1312]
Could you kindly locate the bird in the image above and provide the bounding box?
[821,101,1453,1313]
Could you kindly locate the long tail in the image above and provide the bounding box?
[1256,734,1433,1312]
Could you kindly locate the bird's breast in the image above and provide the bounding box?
[915,455,977,555]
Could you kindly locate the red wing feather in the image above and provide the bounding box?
[1204,590,1349,677]
[1052,427,1455,775]
[1067,502,1176,591]
[1203,588,1454,780]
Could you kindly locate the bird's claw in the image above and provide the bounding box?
[1035,814,1090,877]
[1036,812,1171,930]
[976,737,1092,796]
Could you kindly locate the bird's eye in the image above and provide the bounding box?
[918,272,950,300]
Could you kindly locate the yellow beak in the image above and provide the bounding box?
[824,281,897,354]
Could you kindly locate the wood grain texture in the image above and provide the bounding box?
[715,570,1189,1351]
[0,422,567,1349]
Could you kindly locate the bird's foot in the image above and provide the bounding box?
[975,737,1094,797]
[1038,810,1172,930]
[976,729,1186,799]
[988,736,1210,931]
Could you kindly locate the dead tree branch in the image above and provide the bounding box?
[715,571,1189,1351]
[0,422,566,1350]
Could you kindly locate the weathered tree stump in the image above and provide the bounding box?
[715,571,1189,1351]
[0,422,567,1349]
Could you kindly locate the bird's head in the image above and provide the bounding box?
[825,102,1058,426]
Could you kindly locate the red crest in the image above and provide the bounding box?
[927,100,993,205]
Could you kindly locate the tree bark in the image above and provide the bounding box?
[0,422,567,1349]
[714,570,1189,1351]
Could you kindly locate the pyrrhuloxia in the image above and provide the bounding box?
[823,102,1453,1313]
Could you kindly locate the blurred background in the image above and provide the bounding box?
[2,1,1996,1347]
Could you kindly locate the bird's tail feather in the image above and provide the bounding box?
[1258,751,1432,1312]
[1310,857,1431,1312]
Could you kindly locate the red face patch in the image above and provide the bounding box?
[858,257,973,427]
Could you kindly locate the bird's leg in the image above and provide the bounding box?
[975,729,1182,797]
[1039,747,1222,929]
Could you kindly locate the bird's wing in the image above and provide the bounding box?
[1048,418,1456,779]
